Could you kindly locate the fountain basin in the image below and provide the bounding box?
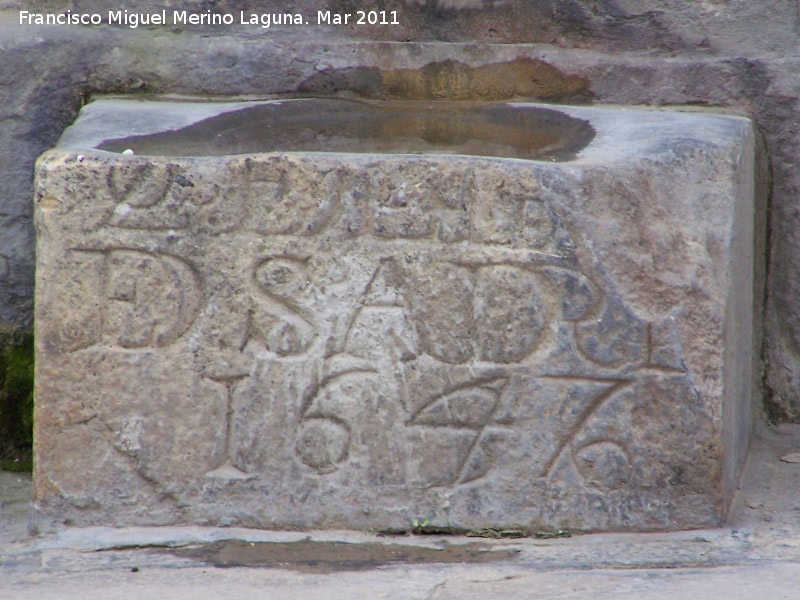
[33,98,761,532]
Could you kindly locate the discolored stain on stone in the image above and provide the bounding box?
[157,539,521,573]
[298,58,593,102]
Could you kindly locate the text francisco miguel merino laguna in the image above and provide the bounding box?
[18,9,400,28]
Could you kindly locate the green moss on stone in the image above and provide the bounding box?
[0,333,34,472]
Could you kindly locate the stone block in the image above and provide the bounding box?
[32,98,760,532]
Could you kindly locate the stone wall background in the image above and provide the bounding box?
[1,0,799,419]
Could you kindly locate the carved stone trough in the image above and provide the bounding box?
[33,98,761,532]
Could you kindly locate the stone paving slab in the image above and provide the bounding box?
[3,563,800,600]
[0,471,30,544]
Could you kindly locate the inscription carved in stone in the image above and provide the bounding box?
[33,103,759,533]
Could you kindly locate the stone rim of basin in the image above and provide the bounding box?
[57,97,754,168]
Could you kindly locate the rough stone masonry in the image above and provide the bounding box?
[3,1,799,419]
[31,99,761,532]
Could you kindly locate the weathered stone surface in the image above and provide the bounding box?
[0,20,785,423]
[5,0,800,438]
[3,1,798,53]
[32,99,760,532]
